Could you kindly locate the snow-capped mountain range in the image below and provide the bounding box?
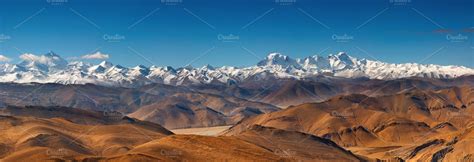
[1,51,473,87]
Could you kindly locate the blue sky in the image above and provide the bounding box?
[0,0,472,68]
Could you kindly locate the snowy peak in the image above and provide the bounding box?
[130,65,150,76]
[300,55,330,69]
[200,64,215,70]
[150,65,176,74]
[333,52,353,63]
[67,61,91,71]
[257,53,300,68]
[0,64,26,73]
[87,61,115,73]
[266,53,286,60]
[326,52,358,70]
[133,65,148,70]
[99,61,113,68]
[43,51,61,58]
[257,52,360,70]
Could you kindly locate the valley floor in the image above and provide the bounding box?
[170,125,233,136]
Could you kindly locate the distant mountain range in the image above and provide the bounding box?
[1,51,473,87]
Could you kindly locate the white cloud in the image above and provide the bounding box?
[0,55,11,62]
[19,53,49,63]
[19,53,67,66]
[82,51,109,60]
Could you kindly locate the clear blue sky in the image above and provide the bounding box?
[0,0,472,67]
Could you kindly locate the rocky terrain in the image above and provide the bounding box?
[0,106,364,161]
[223,85,474,161]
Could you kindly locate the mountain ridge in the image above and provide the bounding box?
[1,51,473,87]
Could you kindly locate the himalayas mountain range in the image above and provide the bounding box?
[0,51,472,87]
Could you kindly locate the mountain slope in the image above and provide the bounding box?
[0,83,280,129]
[0,107,173,161]
[232,125,365,161]
[190,75,474,107]
[223,86,474,160]
[128,92,280,129]
[0,106,366,161]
